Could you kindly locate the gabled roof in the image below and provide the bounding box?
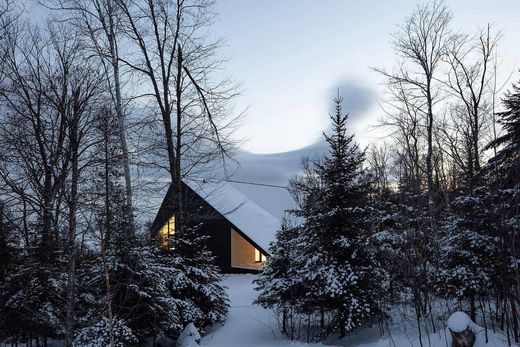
[227,182,299,222]
[184,180,283,252]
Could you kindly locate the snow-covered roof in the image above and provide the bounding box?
[185,180,285,252]
[227,182,298,222]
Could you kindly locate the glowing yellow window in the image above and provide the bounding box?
[255,249,267,263]
[158,215,175,249]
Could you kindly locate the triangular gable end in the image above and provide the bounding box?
[184,180,280,253]
[150,180,280,272]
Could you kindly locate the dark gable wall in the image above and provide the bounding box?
[150,182,264,273]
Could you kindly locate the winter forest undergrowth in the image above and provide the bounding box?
[2,0,520,346]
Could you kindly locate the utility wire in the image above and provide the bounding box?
[223,178,288,189]
[190,175,289,189]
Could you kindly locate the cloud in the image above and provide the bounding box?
[229,79,377,187]
[329,79,377,122]
[231,140,328,186]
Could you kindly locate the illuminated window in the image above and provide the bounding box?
[158,215,175,249]
[255,248,267,263]
[230,228,268,269]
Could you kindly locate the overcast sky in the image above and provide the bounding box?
[22,0,520,188]
[210,0,520,155]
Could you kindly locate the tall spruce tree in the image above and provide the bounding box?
[297,95,387,337]
[256,96,388,340]
[482,77,520,339]
[488,78,520,181]
[254,219,304,339]
[434,186,499,321]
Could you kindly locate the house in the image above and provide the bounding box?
[150,179,296,273]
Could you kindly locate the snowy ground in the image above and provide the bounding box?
[201,274,517,347]
[200,274,331,347]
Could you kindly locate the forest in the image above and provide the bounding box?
[1,0,520,346]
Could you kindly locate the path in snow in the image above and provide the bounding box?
[200,274,332,347]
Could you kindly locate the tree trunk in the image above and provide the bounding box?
[426,82,435,227]
[65,121,79,346]
[450,328,475,347]
[106,0,134,232]
[510,295,519,342]
[306,313,311,343]
[42,171,54,258]
[282,308,287,334]
[175,44,183,231]
[469,294,476,322]
[103,114,116,347]
[473,106,480,174]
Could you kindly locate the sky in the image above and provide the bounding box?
[21,0,520,189]
[210,0,520,156]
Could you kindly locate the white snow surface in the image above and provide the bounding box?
[201,274,517,347]
[177,323,201,347]
[201,274,331,347]
[229,182,298,222]
[185,180,282,252]
[447,311,472,332]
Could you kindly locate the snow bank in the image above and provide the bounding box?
[177,323,201,347]
[348,315,516,347]
[447,311,473,332]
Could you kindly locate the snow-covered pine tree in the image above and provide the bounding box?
[0,202,24,342]
[254,218,304,338]
[434,186,499,321]
[75,108,185,344]
[483,77,520,339]
[296,95,387,337]
[488,78,520,182]
[0,202,14,282]
[168,208,229,332]
[76,238,191,344]
[371,195,410,303]
[0,222,68,344]
[76,107,228,343]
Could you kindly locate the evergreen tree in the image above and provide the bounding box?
[0,204,74,345]
[434,186,499,321]
[0,202,14,282]
[169,213,229,331]
[296,95,387,337]
[488,78,520,181]
[74,109,180,343]
[0,203,22,343]
[256,96,388,340]
[0,229,68,344]
[254,219,304,338]
[73,109,228,344]
[371,196,409,303]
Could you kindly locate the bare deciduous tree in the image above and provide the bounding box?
[375,0,452,215]
[442,25,499,185]
[0,16,108,345]
[115,0,241,232]
[0,23,69,257]
[367,144,391,195]
[376,80,425,194]
[45,0,136,232]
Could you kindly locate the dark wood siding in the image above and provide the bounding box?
[199,217,231,271]
[150,182,265,273]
